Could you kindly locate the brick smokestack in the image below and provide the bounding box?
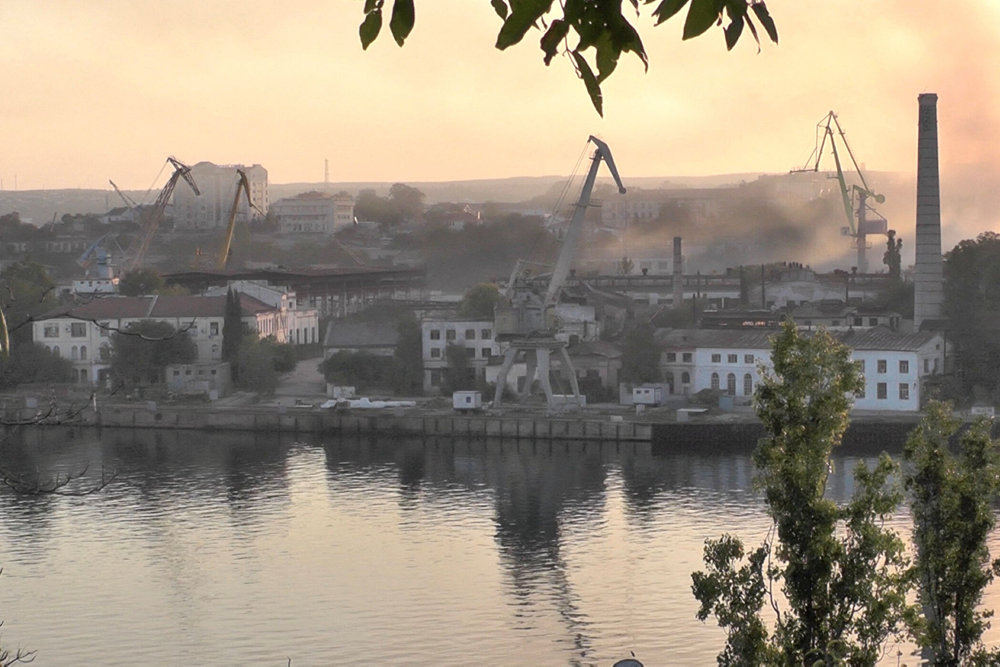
[914,93,943,329]
[672,236,683,308]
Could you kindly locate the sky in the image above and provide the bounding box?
[1,0,998,198]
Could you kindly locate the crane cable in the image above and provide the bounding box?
[528,139,591,272]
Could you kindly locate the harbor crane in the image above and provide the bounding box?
[493,136,626,410]
[124,157,200,273]
[217,169,262,270]
[796,111,889,273]
[109,179,138,209]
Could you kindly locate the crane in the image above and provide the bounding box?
[217,169,263,270]
[493,136,626,410]
[108,179,138,209]
[796,111,889,273]
[124,157,200,273]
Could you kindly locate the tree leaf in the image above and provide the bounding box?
[652,0,689,26]
[682,0,722,40]
[496,0,552,50]
[540,19,570,65]
[571,50,603,116]
[363,0,380,13]
[359,9,383,50]
[491,0,509,20]
[594,33,620,82]
[750,2,778,43]
[389,0,415,46]
[724,15,743,50]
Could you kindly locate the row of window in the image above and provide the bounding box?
[665,352,693,363]
[859,382,910,401]
[708,372,754,396]
[707,353,756,364]
[858,359,910,375]
[428,328,492,342]
[43,322,88,338]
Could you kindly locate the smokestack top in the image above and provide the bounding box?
[918,93,938,104]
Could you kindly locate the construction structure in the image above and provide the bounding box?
[914,93,944,329]
[172,162,268,231]
[124,157,200,273]
[217,169,263,271]
[797,111,890,273]
[493,136,626,410]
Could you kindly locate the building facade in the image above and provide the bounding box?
[272,191,355,235]
[421,318,500,392]
[173,162,268,231]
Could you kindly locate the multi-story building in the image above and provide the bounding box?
[272,191,355,235]
[421,318,500,392]
[657,327,947,411]
[172,162,268,230]
[33,291,318,386]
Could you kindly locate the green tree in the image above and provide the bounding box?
[458,282,502,319]
[221,288,244,366]
[692,322,911,664]
[883,229,902,280]
[0,342,73,388]
[0,261,59,348]
[109,320,197,387]
[234,336,279,395]
[619,323,660,383]
[392,314,423,395]
[263,336,297,373]
[118,268,165,296]
[443,342,474,393]
[618,256,634,275]
[944,232,1000,402]
[319,350,393,390]
[387,182,425,222]
[359,0,778,115]
[904,401,1000,665]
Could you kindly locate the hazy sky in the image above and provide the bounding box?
[2,1,998,192]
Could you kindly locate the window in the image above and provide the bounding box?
[465,347,475,358]
[899,383,910,400]
[52,346,60,357]
[99,323,109,338]
[465,329,476,339]
[430,369,441,386]
[666,352,677,362]
[80,345,87,361]
[853,317,863,326]
[899,360,909,374]
[856,359,865,373]
[481,347,491,359]
[481,329,491,339]
[210,322,219,336]
[173,370,180,377]
[877,382,887,399]
[743,373,753,396]
[727,354,738,363]
[744,354,754,364]
[71,346,79,360]
[430,348,441,358]
[727,373,736,396]
[430,329,440,340]
[43,323,59,338]
[869,317,878,326]
[70,322,86,337]
[877,359,887,374]
[832,320,840,327]
[711,372,720,390]
[446,329,456,341]
[711,353,722,363]
[681,371,690,384]
[857,382,865,399]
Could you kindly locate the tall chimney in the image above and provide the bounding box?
[914,93,943,329]
[672,236,683,309]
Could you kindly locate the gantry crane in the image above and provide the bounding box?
[217,169,263,270]
[796,111,889,273]
[124,157,200,273]
[493,136,626,410]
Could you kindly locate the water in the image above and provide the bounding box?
[0,427,995,665]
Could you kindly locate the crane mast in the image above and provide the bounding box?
[217,169,262,271]
[797,111,888,272]
[125,157,200,273]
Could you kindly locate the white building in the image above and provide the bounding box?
[657,327,947,412]
[173,162,268,230]
[32,292,317,386]
[204,280,319,345]
[421,318,500,392]
[272,191,355,235]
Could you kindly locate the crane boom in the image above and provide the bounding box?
[109,179,137,209]
[217,169,261,270]
[543,135,626,309]
[125,157,199,273]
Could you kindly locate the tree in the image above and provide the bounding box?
[387,183,425,222]
[618,256,634,275]
[904,401,1000,665]
[443,342,474,393]
[234,336,279,395]
[0,342,73,389]
[458,282,502,319]
[883,229,902,280]
[118,268,165,296]
[221,288,244,366]
[619,323,660,383]
[392,314,423,395]
[0,261,59,349]
[319,350,393,390]
[943,232,1000,401]
[109,320,197,387]
[359,0,778,115]
[692,322,910,664]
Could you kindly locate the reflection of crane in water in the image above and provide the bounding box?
[493,136,626,410]
[794,111,890,273]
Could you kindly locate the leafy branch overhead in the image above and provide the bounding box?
[359,0,778,115]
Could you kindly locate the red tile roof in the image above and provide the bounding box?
[37,293,275,321]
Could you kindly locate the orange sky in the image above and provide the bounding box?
[1,1,998,192]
